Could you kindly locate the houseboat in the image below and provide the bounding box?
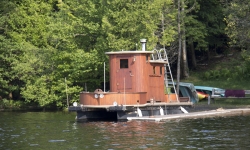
[68,39,194,121]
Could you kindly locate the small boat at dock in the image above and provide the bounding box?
[68,39,193,121]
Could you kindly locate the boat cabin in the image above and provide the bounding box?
[106,50,167,103]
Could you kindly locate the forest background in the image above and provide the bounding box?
[1,0,250,109]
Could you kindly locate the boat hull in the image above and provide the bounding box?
[69,105,191,121]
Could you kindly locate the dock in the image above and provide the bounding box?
[127,108,250,122]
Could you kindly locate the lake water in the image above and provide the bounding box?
[0,111,250,150]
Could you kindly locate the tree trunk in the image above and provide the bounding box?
[207,47,210,60]
[189,41,197,69]
[181,0,189,78]
[182,40,189,77]
[176,0,181,96]
[9,92,13,100]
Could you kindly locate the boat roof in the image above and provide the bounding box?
[168,82,196,92]
[195,86,224,91]
[105,50,168,64]
[105,50,154,55]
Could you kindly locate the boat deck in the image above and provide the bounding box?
[127,108,250,122]
[71,102,193,109]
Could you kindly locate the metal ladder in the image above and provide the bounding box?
[151,49,179,102]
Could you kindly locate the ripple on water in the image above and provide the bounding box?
[29,144,39,147]
[48,139,66,142]
[1,112,250,150]
[62,130,70,132]
[138,145,148,149]
[11,134,20,137]
[111,143,120,146]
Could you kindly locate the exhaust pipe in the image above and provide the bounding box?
[140,39,147,51]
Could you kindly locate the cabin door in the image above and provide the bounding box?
[117,56,132,91]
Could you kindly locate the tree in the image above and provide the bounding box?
[0,1,23,100]
[156,1,178,64]
[181,0,189,78]
[184,0,226,69]
[224,0,250,49]
[223,0,250,79]
[1,0,83,107]
[176,0,182,95]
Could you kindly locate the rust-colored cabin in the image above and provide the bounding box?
[106,51,174,104]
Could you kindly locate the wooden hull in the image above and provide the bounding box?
[79,92,179,105]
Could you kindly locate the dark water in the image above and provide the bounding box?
[1,111,250,150]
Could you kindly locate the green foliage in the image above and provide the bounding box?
[224,0,250,49]
[102,0,173,51]
[202,51,250,81]
[21,75,81,107]
[239,51,250,78]
[218,68,229,78]
[185,0,226,50]
[0,99,26,108]
[0,0,249,109]
[0,35,21,99]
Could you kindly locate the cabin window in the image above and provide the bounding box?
[160,67,162,75]
[120,59,128,68]
[153,66,155,74]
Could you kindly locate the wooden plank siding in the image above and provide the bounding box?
[107,52,171,103]
[133,54,148,93]
[147,63,165,102]
[109,53,150,93]
[79,92,177,105]
[80,92,147,105]
[109,55,117,92]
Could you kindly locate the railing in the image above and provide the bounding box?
[151,49,167,61]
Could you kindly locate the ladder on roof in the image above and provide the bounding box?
[151,49,179,102]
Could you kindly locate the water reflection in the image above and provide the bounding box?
[0,112,250,149]
[90,121,167,149]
